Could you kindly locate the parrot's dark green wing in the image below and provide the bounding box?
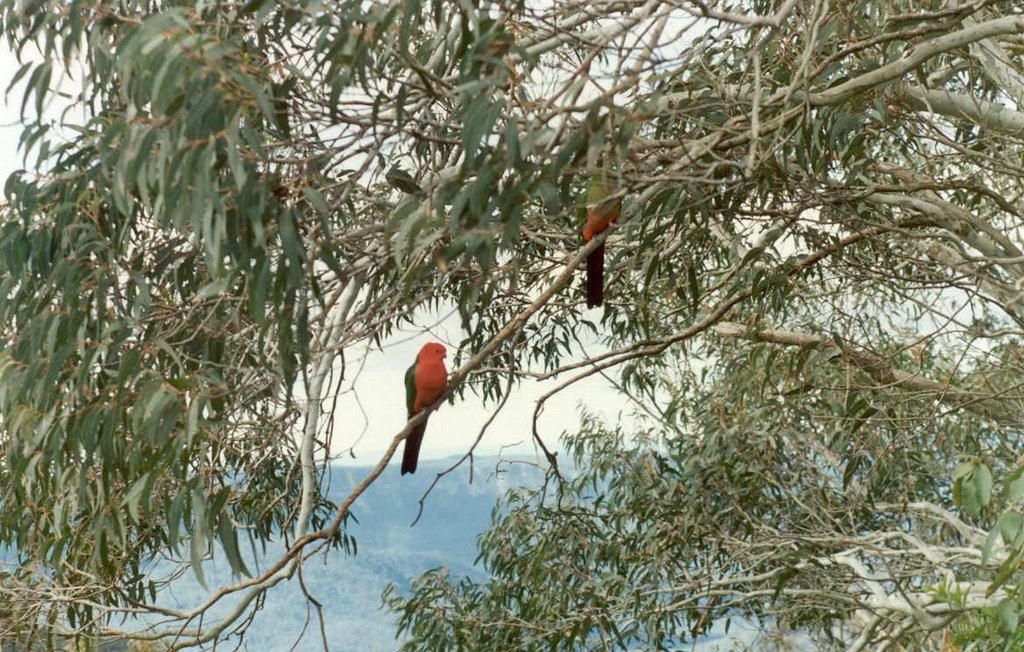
[402,358,426,474]
[405,359,417,418]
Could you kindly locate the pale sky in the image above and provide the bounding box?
[0,42,628,471]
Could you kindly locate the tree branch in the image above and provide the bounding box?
[712,321,1023,425]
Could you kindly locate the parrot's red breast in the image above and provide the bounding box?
[412,343,447,411]
[583,199,620,242]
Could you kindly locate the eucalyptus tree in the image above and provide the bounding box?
[2,0,1024,650]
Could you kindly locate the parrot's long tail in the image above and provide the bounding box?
[401,420,428,475]
[586,243,604,308]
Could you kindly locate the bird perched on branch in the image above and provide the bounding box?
[582,174,621,308]
[401,342,448,475]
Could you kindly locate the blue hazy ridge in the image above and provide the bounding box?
[4,456,776,650]
[153,456,541,651]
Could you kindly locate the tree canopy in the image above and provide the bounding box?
[3,0,1024,649]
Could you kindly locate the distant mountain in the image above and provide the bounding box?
[152,456,546,651]
[12,455,791,651]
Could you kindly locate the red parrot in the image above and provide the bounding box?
[582,175,621,308]
[401,342,448,475]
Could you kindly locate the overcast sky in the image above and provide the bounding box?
[0,41,627,472]
[1,48,22,178]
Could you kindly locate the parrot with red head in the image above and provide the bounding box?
[582,175,621,308]
[401,342,448,475]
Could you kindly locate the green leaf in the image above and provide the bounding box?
[461,96,501,161]
[6,60,33,96]
[226,121,249,188]
[987,549,1022,596]
[218,514,251,577]
[505,121,521,169]
[126,472,152,522]
[1000,512,1023,545]
[233,71,278,125]
[190,488,209,587]
[842,454,861,490]
[961,478,981,518]
[190,532,208,588]
[975,464,993,508]
[167,493,185,550]
[997,597,1019,634]
[1004,467,1024,502]
[302,187,331,216]
[983,525,1001,566]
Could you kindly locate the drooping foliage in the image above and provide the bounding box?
[2,0,1024,650]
